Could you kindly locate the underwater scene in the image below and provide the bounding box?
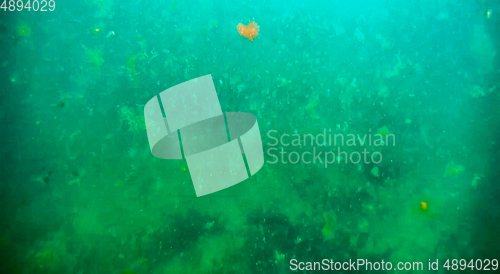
[1,0,499,273]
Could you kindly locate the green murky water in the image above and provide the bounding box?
[1,0,499,273]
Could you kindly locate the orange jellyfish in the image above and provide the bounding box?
[237,21,259,41]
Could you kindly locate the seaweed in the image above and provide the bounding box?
[245,209,324,273]
[146,209,224,263]
[83,45,105,69]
